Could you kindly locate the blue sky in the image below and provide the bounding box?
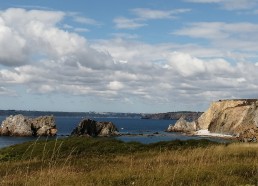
[0,0,258,113]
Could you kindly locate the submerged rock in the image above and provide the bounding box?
[71,118,119,137]
[0,114,57,137]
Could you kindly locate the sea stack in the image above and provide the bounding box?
[71,118,119,137]
[0,114,57,137]
[167,116,196,133]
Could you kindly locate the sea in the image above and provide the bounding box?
[0,116,229,149]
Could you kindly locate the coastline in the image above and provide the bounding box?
[194,129,234,138]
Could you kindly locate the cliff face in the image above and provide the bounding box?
[167,99,258,141]
[197,99,258,135]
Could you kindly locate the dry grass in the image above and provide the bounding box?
[0,137,257,186]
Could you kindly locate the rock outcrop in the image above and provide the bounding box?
[167,99,258,142]
[0,114,57,137]
[238,127,258,142]
[71,118,119,137]
[167,116,196,133]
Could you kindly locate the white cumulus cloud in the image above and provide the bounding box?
[1,8,258,111]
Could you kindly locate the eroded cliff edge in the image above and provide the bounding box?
[167,99,258,142]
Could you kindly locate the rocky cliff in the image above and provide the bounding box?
[71,118,119,137]
[167,99,258,141]
[0,114,57,136]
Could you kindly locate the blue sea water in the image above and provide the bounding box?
[0,116,228,149]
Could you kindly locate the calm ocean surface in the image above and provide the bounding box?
[0,116,227,149]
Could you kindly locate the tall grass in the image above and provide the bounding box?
[0,137,257,185]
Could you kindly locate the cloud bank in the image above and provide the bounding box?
[0,8,258,112]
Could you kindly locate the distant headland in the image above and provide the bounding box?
[0,110,202,120]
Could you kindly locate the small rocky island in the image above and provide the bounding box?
[71,118,119,137]
[167,99,258,142]
[0,114,57,136]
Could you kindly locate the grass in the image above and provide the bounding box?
[0,137,257,185]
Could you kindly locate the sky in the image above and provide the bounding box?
[0,0,258,113]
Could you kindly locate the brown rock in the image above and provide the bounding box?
[71,118,119,137]
[31,116,56,136]
[237,126,258,142]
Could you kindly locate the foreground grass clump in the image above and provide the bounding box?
[0,137,257,185]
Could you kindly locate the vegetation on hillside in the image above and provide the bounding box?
[0,137,257,185]
[142,111,203,120]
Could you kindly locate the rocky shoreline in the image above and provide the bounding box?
[166,99,258,142]
[1,99,258,143]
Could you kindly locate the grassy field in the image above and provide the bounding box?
[0,137,257,186]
